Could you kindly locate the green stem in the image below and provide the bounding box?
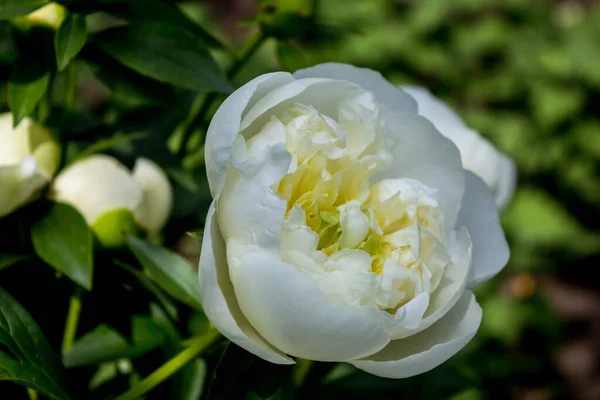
[61,286,83,354]
[177,32,268,158]
[115,329,221,400]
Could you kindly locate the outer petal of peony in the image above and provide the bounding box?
[294,63,418,114]
[349,291,482,378]
[199,200,295,364]
[458,172,510,287]
[402,85,516,209]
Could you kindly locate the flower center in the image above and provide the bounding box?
[247,97,453,311]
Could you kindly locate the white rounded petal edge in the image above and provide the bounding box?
[400,85,467,133]
[199,201,295,365]
[458,172,510,287]
[494,155,517,210]
[228,242,391,362]
[52,155,143,224]
[132,158,173,234]
[205,72,294,198]
[349,291,481,379]
[294,63,418,114]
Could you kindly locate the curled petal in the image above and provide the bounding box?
[349,291,482,378]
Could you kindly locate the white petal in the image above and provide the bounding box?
[132,158,173,234]
[205,72,294,197]
[458,172,510,287]
[246,117,287,158]
[199,201,294,364]
[402,87,517,210]
[388,227,472,340]
[401,86,466,133]
[0,157,48,217]
[240,78,365,136]
[227,243,390,361]
[0,113,32,165]
[52,155,143,224]
[217,143,291,252]
[375,114,465,233]
[294,63,418,114]
[349,291,482,378]
[494,155,517,210]
[338,204,370,249]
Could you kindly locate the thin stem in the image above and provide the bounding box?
[114,329,220,400]
[177,32,268,158]
[61,286,83,354]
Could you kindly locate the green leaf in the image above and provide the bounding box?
[0,0,49,19]
[62,316,165,368]
[8,57,50,126]
[207,344,294,400]
[97,21,232,93]
[54,12,87,71]
[177,359,207,400]
[127,235,203,310]
[31,202,94,290]
[150,305,208,400]
[0,287,70,400]
[0,253,31,271]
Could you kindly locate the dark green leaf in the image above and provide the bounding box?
[54,12,87,71]
[0,0,49,19]
[31,202,94,290]
[116,260,179,321]
[127,235,202,310]
[62,316,165,368]
[0,287,70,400]
[8,57,50,126]
[61,0,224,49]
[0,253,31,271]
[97,22,232,92]
[150,305,208,400]
[207,344,294,400]
[177,359,207,400]
[81,44,180,106]
[277,41,305,72]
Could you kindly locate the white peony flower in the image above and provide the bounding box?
[199,63,510,378]
[401,85,517,209]
[0,113,60,218]
[52,155,172,247]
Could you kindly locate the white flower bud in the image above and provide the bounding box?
[52,155,172,247]
[0,113,60,217]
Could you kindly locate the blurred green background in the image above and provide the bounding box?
[2,0,600,399]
